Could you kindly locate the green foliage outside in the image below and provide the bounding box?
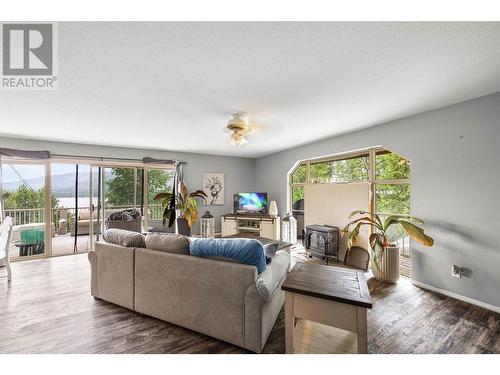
[291,164,307,183]
[291,186,304,207]
[311,156,369,183]
[375,152,410,180]
[375,184,410,214]
[374,152,410,241]
[105,168,173,207]
[3,185,59,225]
[147,170,173,203]
[3,185,59,209]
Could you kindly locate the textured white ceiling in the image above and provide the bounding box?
[1,22,500,157]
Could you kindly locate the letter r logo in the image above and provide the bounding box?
[2,24,53,76]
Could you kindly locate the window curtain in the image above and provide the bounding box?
[141,157,175,165]
[173,162,186,227]
[0,148,50,159]
[0,148,51,221]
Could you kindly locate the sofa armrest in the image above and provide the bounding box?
[244,284,265,353]
[88,250,99,297]
[94,242,136,310]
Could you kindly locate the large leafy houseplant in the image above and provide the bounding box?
[343,210,434,279]
[154,182,207,229]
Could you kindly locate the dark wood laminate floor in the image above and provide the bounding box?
[0,254,498,354]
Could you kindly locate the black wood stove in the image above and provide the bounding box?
[303,224,340,263]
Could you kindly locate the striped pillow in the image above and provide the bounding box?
[103,229,145,248]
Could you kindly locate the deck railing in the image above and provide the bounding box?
[4,203,164,227]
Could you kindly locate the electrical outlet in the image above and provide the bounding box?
[452,265,462,278]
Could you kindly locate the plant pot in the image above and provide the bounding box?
[372,245,400,283]
[176,217,191,237]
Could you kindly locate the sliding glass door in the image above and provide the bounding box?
[145,168,174,232]
[51,163,95,256]
[102,166,144,225]
[1,159,175,259]
[96,165,174,235]
[1,162,48,259]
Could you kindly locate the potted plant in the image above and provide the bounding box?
[154,182,207,236]
[343,210,434,283]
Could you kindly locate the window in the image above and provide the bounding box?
[375,150,410,180]
[291,186,304,210]
[288,147,412,277]
[290,164,307,238]
[1,163,47,259]
[374,150,411,275]
[147,168,174,223]
[310,154,369,183]
[291,163,307,184]
[375,184,410,215]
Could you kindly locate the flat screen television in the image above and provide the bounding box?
[233,192,268,214]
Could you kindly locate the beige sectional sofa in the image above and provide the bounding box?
[88,234,288,353]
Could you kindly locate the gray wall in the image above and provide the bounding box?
[0,137,254,233]
[254,92,500,309]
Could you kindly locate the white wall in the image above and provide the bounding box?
[0,137,255,233]
[254,92,500,309]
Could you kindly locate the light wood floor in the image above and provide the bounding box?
[0,253,498,354]
[10,233,91,258]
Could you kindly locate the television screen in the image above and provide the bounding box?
[234,193,268,214]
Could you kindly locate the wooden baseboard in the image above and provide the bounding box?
[411,280,500,314]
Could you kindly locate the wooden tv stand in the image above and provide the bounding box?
[221,214,280,241]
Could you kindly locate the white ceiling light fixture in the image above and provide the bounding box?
[226,113,250,146]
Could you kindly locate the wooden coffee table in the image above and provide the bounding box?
[282,263,372,354]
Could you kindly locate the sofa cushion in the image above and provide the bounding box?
[103,228,145,248]
[189,238,266,274]
[145,232,190,255]
[255,250,290,300]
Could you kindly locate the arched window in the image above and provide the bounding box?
[288,147,412,277]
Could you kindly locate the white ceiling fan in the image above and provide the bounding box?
[224,112,284,146]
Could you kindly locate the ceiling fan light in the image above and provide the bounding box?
[227,113,248,128]
[229,130,247,146]
[226,113,250,146]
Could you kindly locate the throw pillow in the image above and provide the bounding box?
[103,228,145,248]
[145,232,190,255]
[263,243,279,264]
[189,238,266,274]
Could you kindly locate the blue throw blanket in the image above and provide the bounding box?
[190,238,266,274]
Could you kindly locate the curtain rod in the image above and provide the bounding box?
[51,153,185,164]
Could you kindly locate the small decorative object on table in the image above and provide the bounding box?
[268,200,278,217]
[200,211,215,238]
[281,213,297,245]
